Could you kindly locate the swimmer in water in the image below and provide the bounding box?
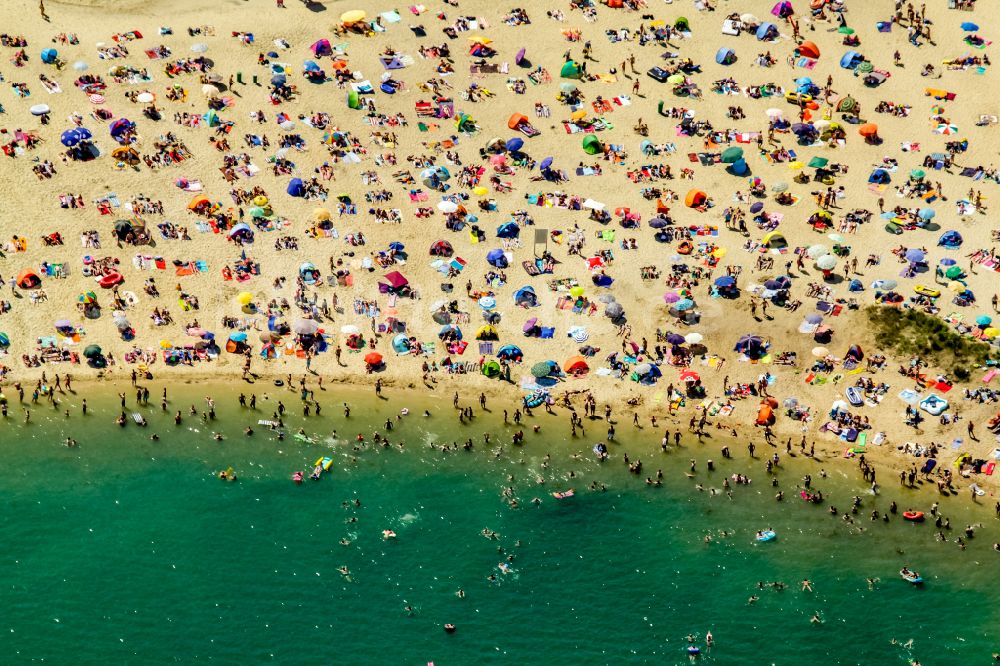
[456,588,465,599]
[747,595,759,604]
[867,577,879,590]
[801,579,813,592]
[810,612,823,624]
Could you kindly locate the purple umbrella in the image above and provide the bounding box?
[666,333,686,345]
[648,217,669,229]
[750,202,764,213]
[663,292,681,303]
[904,248,925,263]
[515,47,526,65]
[522,317,538,332]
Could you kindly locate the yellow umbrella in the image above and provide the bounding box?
[237,292,253,305]
[983,327,1000,338]
[340,9,366,24]
[472,186,488,196]
[467,35,492,44]
[569,286,585,298]
[788,161,804,170]
[712,247,727,259]
[253,195,268,207]
[571,109,587,121]
[649,20,665,27]
[947,281,965,292]
[313,207,331,221]
[159,340,172,349]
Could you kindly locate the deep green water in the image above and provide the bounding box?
[0,382,997,665]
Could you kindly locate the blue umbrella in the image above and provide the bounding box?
[714,276,736,287]
[918,208,936,220]
[496,222,520,238]
[674,299,694,311]
[750,202,764,213]
[60,129,84,147]
[539,156,554,171]
[229,332,248,342]
[41,48,58,63]
[648,217,669,229]
[961,22,979,32]
[506,137,524,152]
[976,315,992,326]
[905,248,925,263]
[389,241,405,251]
[303,60,321,72]
[939,258,957,266]
[271,74,287,86]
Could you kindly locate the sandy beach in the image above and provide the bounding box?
[0,0,998,495]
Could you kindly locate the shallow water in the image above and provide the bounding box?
[0,384,996,664]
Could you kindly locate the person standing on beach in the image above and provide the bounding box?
[39,0,48,21]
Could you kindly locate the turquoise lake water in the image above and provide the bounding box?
[0,383,996,664]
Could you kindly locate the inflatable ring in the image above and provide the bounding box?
[677,241,694,255]
[902,511,924,522]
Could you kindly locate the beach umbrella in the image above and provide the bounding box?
[816,255,837,270]
[910,168,926,179]
[136,92,155,104]
[674,299,694,311]
[765,108,784,118]
[918,208,936,220]
[236,291,253,305]
[714,276,736,288]
[364,352,383,366]
[190,43,209,53]
[771,182,789,193]
[806,244,828,259]
[478,296,496,310]
[29,104,50,116]
[73,60,88,71]
[531,362,553,378]
[83,344,102,359]
[79,291,97,304]
[838,26,855,35]
[684,332,703,345]
[805,313,823,325]
[293,318,320,335]
[961,22,979,32]
[679,369,700,383]
[812,346,829,357]
[945,266,964,279]
[872,279,897,290]
[855,61,874,73]
[975,315,992,327]
[935,124,958,135]
[666,333,686,345]
[858,123,879,137]
[605,302,625,318]
[666,74,685,85]
[905,249,925,263]
[0,332,8,348]
[939,258,957,266]
[721,146,744,164]
[985,328,1000,339]
[828,233,845,243]
[340,325,360,335]
[573,329,589,343]
[60,128,84,147]
[437,200,458,213]
[341,9,367,24]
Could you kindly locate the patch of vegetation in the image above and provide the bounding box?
[865,306,997,380]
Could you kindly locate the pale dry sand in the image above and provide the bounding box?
[1,0,999,483]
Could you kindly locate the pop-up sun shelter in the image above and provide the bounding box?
[560,60,582,79]
[16,270,41,289]
[716,47,737,65]
[840,51,863,69]
[582,135,602,155]
[798,41,820,59]
[756,22,779,40]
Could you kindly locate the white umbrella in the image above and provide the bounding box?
[136,92,154,104]
[583,198,605,210]
[684,332,703,344]
[191,43,209,53]
[293,318,320,335]
[29,104,50,116]
[201,84,219,97]
[740,13,759,23]
[279,120,296,130]
[806,244,828,259]
[572,329,589,343]
[812,346,829,357]
[340,325,360,335]
[437,201,458,213]
[815,254,837,270]
[765,108,783,118]
[73,60,89,71]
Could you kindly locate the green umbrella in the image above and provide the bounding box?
[910,168,926,179]
[721,146,744,164]
[666,74,685,85]
[83,344,102,358]
[530,361,553,378]
[838,26,855,35]
[855,61,873,73]
[945,266,964,279]
[248,206,266,218]
[807,156,829,168]
[0,332,9,348]
[836,96,856,112]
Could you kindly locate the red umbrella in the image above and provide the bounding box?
[364,352,383,365]
[679,369,700,383]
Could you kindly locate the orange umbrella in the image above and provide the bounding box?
[331,60,349,70]
[563,356,589,373]
[364,352,383,365]
[858,123,879,137]
[187,195,210,210]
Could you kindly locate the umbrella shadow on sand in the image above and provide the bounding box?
[302,0,327,11]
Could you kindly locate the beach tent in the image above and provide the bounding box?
[16,270,41,289]
[582,135,602,155]
[429,239,453,256]
[346,90,361,109]
[475,324,499,341]
[715,47,737,65]
[756,23,779,41]
[514,286,539,307]
[392,333,412,353]
[840,51,863,69]
[674,17,690,31]
[455,113,475,132]
[563,356,589,375]
[41,48,58,64]
[727,159,749,176]
[756,403,775,426]
[721,146,744,164]
[762,231,787,248]
[771,1,794,18]
[560,60,582,79]
[481,360,502,378]
[497,344,523,361]
[798,41,820,59]
[685,189,708,208]
[938,231,963,249]
[310,39,332,56]
[507,113,530,131]
[287,178,306,196]
[868,168,890,184]
[496,222,520,238]
[383,271,409,290]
